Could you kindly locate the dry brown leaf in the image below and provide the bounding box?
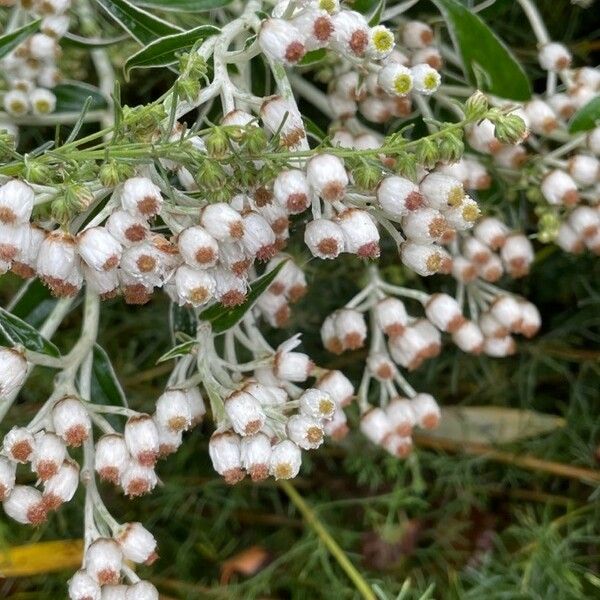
[0,539,83,577]
[220,545,270,584]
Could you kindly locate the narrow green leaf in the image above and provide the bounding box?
[53,82,109,113]
[299,48,327,66]
[157,339,198,363]
[124,25,219,79]
[352,0,377,15]
[134,0,233,12]
[433,0,531,101]
[91,344,127,406]
[199,261,287,334]
[568,96,600,133]
[368,0,386,26]
[0,307,60,357]
[94,0,182,45]
[169,303,197,344]
[0,19,41,60]
[61,32,129,48]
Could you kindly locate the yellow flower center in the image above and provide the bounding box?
[423,72,440,90]
[394,74,412,95]
[462,204,481,222]
[319,0,336,14]
[372,29,394,53]
[448,187,464,206]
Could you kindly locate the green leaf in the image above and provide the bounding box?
[169,303,197,344]
[124,25,219,79]
[53,82,109,113]
[568,96,600,133]
[199,260,287,334]
[0,306,60,357]
[352,0,377,15]
[299,48,327,66]
[61,32,129,48]
[368,0,386,26]
[94,0,181,45]
[134,0,233,12]
[0,19,41,60]
[91,344,127,406]
[433,0,531,101]
[421,406,565,445]
[157,339,198,363]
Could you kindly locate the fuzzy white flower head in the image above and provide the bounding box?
[259,18,306,65]
[31,431,66,481]
[0,456,16,501]
[3,485,47,525]
[116,522,157,565]
[209,431,244,485]
[155,389,193,433]
[242,211,277,261]
[360,407,392,445]
[336,208,380,258]
[541,169,579,206]
[400,241,445,276]
[0,348,28,399]
[375,297,408,337]
[538,42,571,71]
[304,218,346,259]
[85,538,123,586]
[68,570,101,600]
[316,370,354,407]
[124,415,159,467]
[331,10,370,57]
[367,25,395,60]
[240,433,272,481]
[378,64,413,97]
[411,393,440,429]
[3,89,29,116]
[178,226,219,268]
[299,388,336,420]
[43,459,80,510]
[292,8,334,50]
[201,202,245,241]
[402,20,434,48]
[452,321,484,354]
[269,440,302,479]
[41,14,70,37]
[386,397,415,436]
[274,169,311,214]
[52,396,91,447]
[410,63,441,95]
[105,210,149,246]
[95,434,130,485]
[77,226,122,272]
[287,414,324,449]
[500,233,534,278]
[225,390,267,436]
[376,176,423,217]
[120,462,158,498]
[0,180,34,225]
[126,581,159,600]
[260,95,306,148]
[120,177,163,218]
[402,207,452,244]
[425,293,465,333]
[30,88,56,115]
[306,153,348,201]
[568,154,600,187]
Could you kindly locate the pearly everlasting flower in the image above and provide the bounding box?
[259,18,306,65]
[120,241,167,288]
[260,95,306,148]
[258,291,290,327]
[209,431,244,484]
[37,231,83,297]
[479,253,504,282]
[0,222,30,263]
[333,308,367,350]
[412,47,443,70]
[336,209,380,258]
[360,407,392,445]
[524,99,558,135]
[0,348,28,398]
[41,14,70,37]
[178,226,219,268]
[463,236,492,264]
[95,434,130,485]
[304,218,345,259]
[174,265,216,307]
[331,10,370,57]
[484,335,516,357]
[120,177,162,217]
[3,426,35,463]
[242,211,277,261]
[299,388,335,419]
[420,172,465,209]
[389,322,438,370]
[105,210,149,246]
[225,391,266,436]
[377,64,413,96]
[402,207,452,244]
[474,216,509,250]
[214,267,247,306]
[4,89,29,116]
[0,457,16,501]
[3,485,47,525]
[292,8,334,50]
[467,119,502,154]
[519,301,542,338]
[78,227,122,271]
[85,538,123,585]
[402,20,434,48]
[367,25,395,60]
[155,389,192,433]
[375,297,409,336]
[367,353,396,380]
[184,387,206,426]
[52,397,91,447]
[100,585,128,599]
[538,42,571,71]
[116,522,157,565]
[83,266,118,298]
[411,393,440,429]
[359,97,392,123]
[120,462,157,497]
[410,63,441,95]
[452,321,484,354]
[443,196,481,231]
[126,581,159,600]
[124,415,159,467]
[156,422,183,457]
[68,570,101,600]
[386,397,415,436]
[287,414,324,449]
[30,88,56,115]
[401,241,445,276]
[568,155,600,187]
[425,293,465,332]
[479,312,508,338]
[274,349,313,381]
[273,169,311,214]
[541,170,579,206]
[0,179,34,224]
[240,433,272,481]
[269,440,301,479]
[451,255,476,282]
[316,370,354,407]
[31,432,66,480]
[201,203,244,241]
[43,459,79,510]
[500,233,534,277]
[307,153,348,201]
[490,295,523,330]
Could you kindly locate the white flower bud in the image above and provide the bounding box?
[0,179,34,224]
[316,370,354,407]
[519,301,541,338]
[334,308,367,351]
[155,389,192,433]
[556,221,584,254]
[444,197,480,232]
[209,431,244,484]
[573,66,600,90]
[524,99,558,135]
[474,216,509,249]
[0,456,16,501]
[336,208,380,258]
[411,393,440,429]
[119,242,164,288]
[307,153,348,201]
[0,221,30,263]
[41,14,70,37]
[359,96,392,123]
[181,387,205,427]
[125,581,159,600]
[273,169,311,214]
[360,407,392,445]
[105,210,149,246]
[218,241,251,276]
[3,426,35,463]
[225,390,266,436]
[467,119,502,154]
[240,433,272,481]
[43,458,79,510]
[568,205,600,238]
[548,92,576,120]
[304,218,345,259]
[37,231,83,297]
[352,132,383,150]
[420,172,465,210]
[260,95,306,148]
[4,89,29,116]
[331,130,355,148]
[174,265,216,307]
[176,226,218,269]
[68,570,101,600]
[100,584,128,599]
[400,241,444,276]
[321,313,342,353]
[541,170,579,206]
[274,349,313,381]
[425,293,465,332]
[382,432,413,457]
[451,255,477,283]
[120,177,162,217]
[331,10,370,57]
[242,211,277,261]
[52,396,91,447]
[490,295,523,331]
[30,88,56,115]
[3,485,47,525]
[478,253,504,282]
[386,397,415,436]
[568,155,600,187]
[116,522,157,565]
[299,388,336,419]
[83,265,119,299]
[95,434,130,485]
[452,320,484,354]
[377,64,413,97]
[410,63,441,95]
[479,312,508,338]
[259,18,306,65]
[37,65,62,88]
[367,25,395,60]
[269,440,301,479]
[292,8,334,50]
[124,415,159,467]
[156,421,182,457]
[402,20,434,48]
[0,348,27,399]
[484,335,516,357]
[500,233,534,278]
[258,291,290,328]
[324,405,349,440]
[201,203,244,241]
[78,227,122,271]
[120,462,157,497]
[463,236,492,264]
[85,538,123,585]
[389,322,439,370]
[31,431,66,480]
[213,267,247,306]
[412,47,443,70]
[287,414,324,449]
[538,42,571,71]
[267,256,307,302]
[402,207,452,244]
[367,353,395,380]
[374,297,408,337]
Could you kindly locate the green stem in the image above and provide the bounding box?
[279,480,377,600]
